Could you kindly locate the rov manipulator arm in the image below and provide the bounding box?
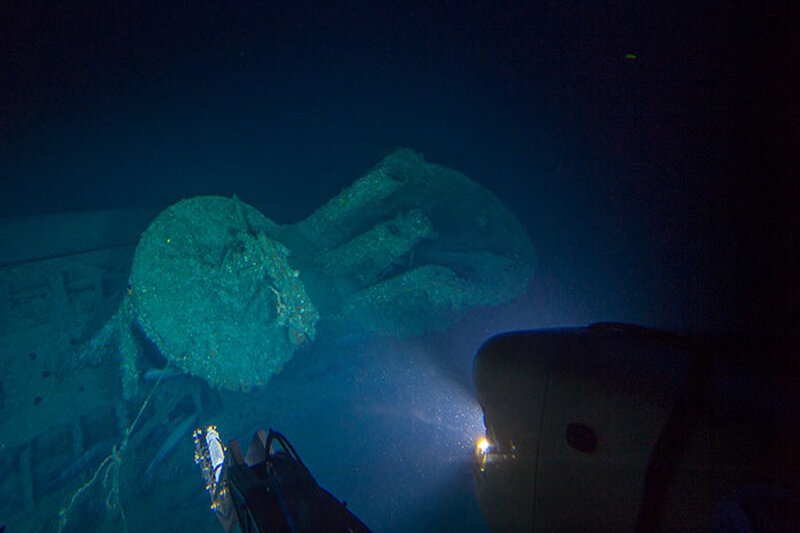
[194,426,372,533]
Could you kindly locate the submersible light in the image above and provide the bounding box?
[476,437,491,455]
[474,434,517,478]
[474,437,493,475]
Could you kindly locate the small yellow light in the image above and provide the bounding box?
[477,437,491,455]
[476,436,494,475]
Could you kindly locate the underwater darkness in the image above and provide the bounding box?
[0,1,797,532]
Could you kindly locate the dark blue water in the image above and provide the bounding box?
[1,2,795,531]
